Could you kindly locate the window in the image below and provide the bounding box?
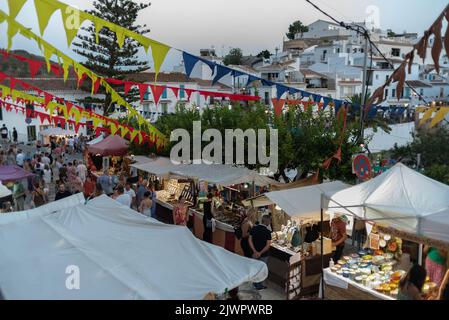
[353,48,357,53]
[180,85,185,99]
[162,88,167,99]
[336,48,340,53]
[440,87,444,98]
[391,48,400,57]
[27,125,36,142]
[386,75,389,81]
[392,88,396,98]
[161,103,168,114]
[375,74,379,80]
[347,48,350,53]
[385,89,389,98]
[405,88,411,98]
[264,92,270,105]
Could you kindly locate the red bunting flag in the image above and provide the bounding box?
[138,83,149,103]
[322,157,333,170]
[149,84,165,106]
[124,82,133,95]
[50,65,61,77]
[28,60,43,78]
[185,88,194,101]
[9,78,16,91]
[271,98,286,117]
[44,92,53,107]
[170,87,179,98]
[93,78,102,94]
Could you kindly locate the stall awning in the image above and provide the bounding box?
[86,134,104,145]
[131,157,179,177]
[169,164,279,187]
[39,127,76,136]
[244,181,349,220]
[87,134,129,157]
[0,165,34,183]
[0,195,267,299]
[0,183,12,198]
[325,163,449,244]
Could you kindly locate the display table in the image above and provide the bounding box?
[322,268,395,300]
[269,244,332,299]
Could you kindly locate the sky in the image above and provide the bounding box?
[0,0,447,71]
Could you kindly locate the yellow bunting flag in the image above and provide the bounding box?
[62,57,71,81]
[130,129,139,142]
[429,107,449,128]
[60,4,87,47]
[69,107,81,124]
[7,0,27,20]
[138,132,143,144]
[419,107,435,127]
[110,122,119,135]
[59,105,69,120]
[6,22,20,50]
[93,17,108,44]
[47,101,58,117]
[43,45,54,72]
[34,0,60,36]
[149,40,170,81]
[120,125,130,138]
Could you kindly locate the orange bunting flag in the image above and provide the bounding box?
[271,98,285,117]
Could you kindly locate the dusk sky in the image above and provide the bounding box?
[0,0,447,71]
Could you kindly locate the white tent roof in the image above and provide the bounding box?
[86,134,104,145]
[131,157,178,177]
[0,183,12,198]
[0,195,267,299]
[39,127,76,136]
[326,163,449,243]
[170,164,278,187]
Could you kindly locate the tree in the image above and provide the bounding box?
[223,48,243,66]
[72,0,151,116]
[349,93,392,135]
[286,20,309,40]
[390,126,449,184]
[257,50,271,59]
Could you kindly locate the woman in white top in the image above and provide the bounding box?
[139,191,153,217]
[43,165,52,185]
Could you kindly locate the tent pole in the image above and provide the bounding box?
[320,192,325,300]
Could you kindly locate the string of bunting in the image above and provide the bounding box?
[0,9,168,148]
[415,105,449,128]
[0,75,160,148]
[366,4,449,112]
[5,0,364,114]
[104,78,261,105]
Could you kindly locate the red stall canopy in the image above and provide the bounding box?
[0,165,34,183]
[87,134,129,157]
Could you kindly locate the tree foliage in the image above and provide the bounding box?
[72,0,151,115]
[286,20,309,40]
[223,48,243,66]
[257,50,271,59]
[390,126,449,184]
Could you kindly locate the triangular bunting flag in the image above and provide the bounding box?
[43,46,54,72]
[182,52,199,78]
[231,70,245,77]
[44,92,53,107]
[110,122,119,135]
[149,40,170,80]
[170,87,179,98]
[61,5,87,47]
[120,125,130,138]
[8,0,27,19]
[183,88,194,101]
[271,98,285,117]
[276,84,289,100]
[124,82,133,95]
[212,65,232,85]
[246,75,259,86]
[138,83,149,103]
[27,59,43,78]
[429,107,449,128]
[130,129,139,142]
[198,57,215,74]
[50,64,61,76]
[323,157,333,170]
[92,77,102,94]
[34,0,59,36]
[149,84,165,106]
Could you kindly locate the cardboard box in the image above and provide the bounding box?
[312,237,333,255]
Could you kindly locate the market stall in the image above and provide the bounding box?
[321,163,449,300]
[243,181,350,299]
[39,127,76,146]
[86,134,129,179]
[0,194,267,299]
[0,182,13,210]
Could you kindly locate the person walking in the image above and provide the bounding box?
[16,149,25,167]
[98,170,114,196]
[55,183,72,201]
[76,161,88,184]
[1,124,8,143]
[43,165,52,185]
[114,186,131,207]
[32,183,46,208]
[240,209,257,258]
[249,215,272,290]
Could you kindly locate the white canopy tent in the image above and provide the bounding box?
[39,127,76,136]
[325,163,449,244]
[0,195,267,299]
[170,163,278,187]
[130,156,179,177]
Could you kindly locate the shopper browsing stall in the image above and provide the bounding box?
[331,214,349,261]
[249,215,272,290]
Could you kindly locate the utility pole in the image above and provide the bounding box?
[360,31,369,146]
